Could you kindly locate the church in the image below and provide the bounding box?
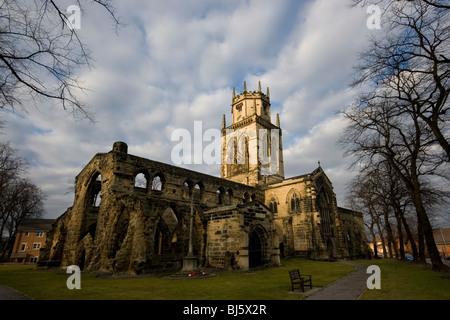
[39,82,370,274]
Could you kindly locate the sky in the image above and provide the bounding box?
[4,0,441,224]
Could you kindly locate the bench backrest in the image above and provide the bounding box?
[289,269,301,281]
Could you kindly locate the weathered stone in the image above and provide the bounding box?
[39,83,370,274]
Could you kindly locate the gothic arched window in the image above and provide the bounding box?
[269,198,278,213]
[290,193,301,213]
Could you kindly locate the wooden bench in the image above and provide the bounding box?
[289,269,312,292]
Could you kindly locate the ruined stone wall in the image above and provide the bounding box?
[39,141,369,274]
[40,142,266,274]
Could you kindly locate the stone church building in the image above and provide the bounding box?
[39,82,369,274]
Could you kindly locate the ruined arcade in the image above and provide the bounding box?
[39,83,369,274]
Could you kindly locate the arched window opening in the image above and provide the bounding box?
[243,192,250,203]
[269,198,277,213]
[290,193,301,213]
[88,173,102,208]
[182,181,191,199]
[193,183,203,202]
[217,187,225,205]
[154,223,171,255]
[318,191,332,235]
[134,172,148,189]
[244,136,249,170]
[93,190,101,207]
[233,137,238,164]
[226,189,233,205]
[151,175,163,191]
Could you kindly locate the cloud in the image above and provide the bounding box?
[283,114,355,205]
[1,0,372,218]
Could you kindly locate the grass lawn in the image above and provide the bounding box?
[0,258,353,300]
[359,259,450,300]
[1,258,449,300]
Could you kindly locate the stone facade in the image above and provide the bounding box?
[39,82,370,274]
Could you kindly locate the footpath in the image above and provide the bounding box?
[303,262,369,300]
[0,285,33,300]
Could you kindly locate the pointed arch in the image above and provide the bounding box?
[154,207,179,256]
[86,172,102,207]
[134,170,149,189]
[182,180,192,199]
[267,194,279,214]
[286,188,301,213]
[248,225,269,268]
[151,173,164,192]
[193,182,204,202]
[317,187,333,236]
[216,186,226,205]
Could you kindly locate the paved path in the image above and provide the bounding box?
[304,262,369,300]
[0,285,33,300]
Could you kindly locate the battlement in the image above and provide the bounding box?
[232,81,270,104]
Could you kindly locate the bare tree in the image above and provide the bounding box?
[0,0,120,120]
[352,1,450,161]
[0,142,45,260]
[341,94,448,270]
[352,0,450,10]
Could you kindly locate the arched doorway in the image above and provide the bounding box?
[249,231,262,268]
[248,227,266,268]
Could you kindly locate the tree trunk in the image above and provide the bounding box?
[413,192,447,271]
[395,214,405,260]
[384,210,398,258]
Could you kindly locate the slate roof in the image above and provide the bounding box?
[17,219,55,232]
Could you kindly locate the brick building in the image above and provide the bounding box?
[10,219,55,263]
[433,228,450,259]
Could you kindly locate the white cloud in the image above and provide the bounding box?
[283,114,355,205]
[1,0,372,218]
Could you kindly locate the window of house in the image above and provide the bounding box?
[21,244,26,251]
[30,257,38,263]
[25,232,29,237]
[32,243,41,250]
[36,232,44,237]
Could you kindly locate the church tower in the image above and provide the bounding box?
[221,81,284,186]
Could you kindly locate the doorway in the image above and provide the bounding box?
[248,230,263,268]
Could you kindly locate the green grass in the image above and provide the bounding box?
[0,258,353,300]
[359,259,450,300]
[2,258,448,300]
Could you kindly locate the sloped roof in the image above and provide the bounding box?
[17,219,55,232]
